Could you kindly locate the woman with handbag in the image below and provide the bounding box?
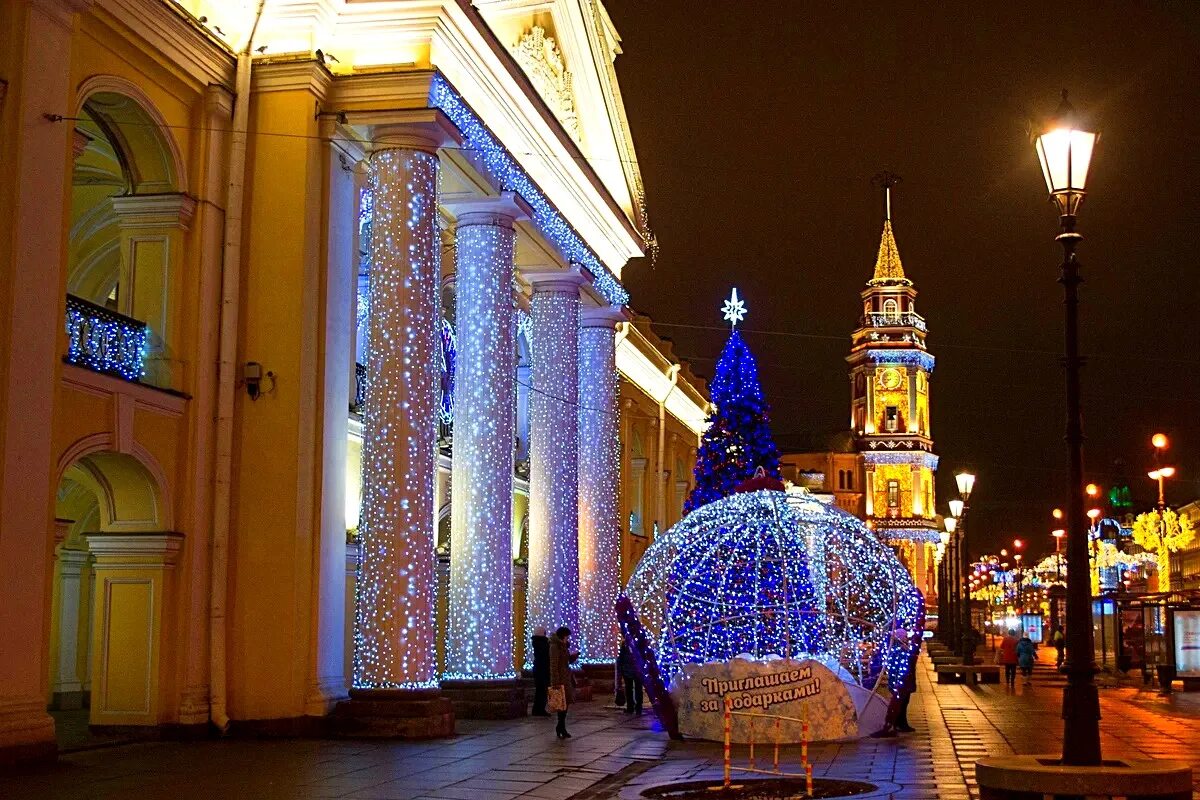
[548,626,577,738]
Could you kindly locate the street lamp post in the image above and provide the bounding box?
[953,476,975,665]
[939,525,953,641]
[948,501,964,654]
[1034,89,1102,766]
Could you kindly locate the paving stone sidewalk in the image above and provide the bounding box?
[3,653,1199,800]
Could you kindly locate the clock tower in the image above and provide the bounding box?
[847,175,939,596]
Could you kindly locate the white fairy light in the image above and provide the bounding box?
[445,213,518,681]
[577,315,621,664]
[721,287,747,328]
[355,146,441,689]
[526,279,582,645]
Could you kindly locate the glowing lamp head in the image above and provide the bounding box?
[940,530,951,546]
[1159,467,1176,478]
[1013,538,1023,549]
[948,499,964,519]
[1085,483,1100,498]
[1000,548,1008,557]
[1152,433,1169,449]
[1034,91,1097,216]
[1052,508,1064,520]
[944,517,958,534]
[1087,508,1101,521]
[955,472,976,499]
[1052,529,1065,539]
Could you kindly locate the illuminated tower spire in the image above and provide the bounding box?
[848,172,938,598]
[869,171,910,287]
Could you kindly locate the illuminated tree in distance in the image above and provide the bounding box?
[685,290,781,513]
[1132,508,1196,592]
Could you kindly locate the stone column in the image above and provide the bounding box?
[345,125,451,735]
[51,548,88,710]
[576,306,625,664]
[442,196,527,719]
[526,271,584,638]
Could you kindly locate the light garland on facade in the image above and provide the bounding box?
[526,283,582,647]
[863,451,939,469]
[65,296,149,381]
[355,147,441,690]
[438,319,457,425]
[625,489,921,692]
[577,320,621,664]
[429,74,629,307]
[446,215,518,681]
[865,349,935,373]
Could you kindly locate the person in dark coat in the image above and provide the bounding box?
[618,641,643,714]
[549,626,577,738]
[530,627,551,717]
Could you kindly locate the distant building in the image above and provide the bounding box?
[782,187,938,598]
[1171,500,1200,591]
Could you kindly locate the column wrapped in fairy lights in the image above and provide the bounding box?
[445,208,518,680]
[576,307,624,663]
[527,273,584,640]
[355,137,441,689]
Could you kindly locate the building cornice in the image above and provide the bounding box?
[96,0,235,89]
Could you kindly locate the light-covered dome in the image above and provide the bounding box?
[625,489,921,691]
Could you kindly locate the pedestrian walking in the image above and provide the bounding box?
[530,627,551,717]
[1051,625,1065,668]
[1017,632,1036,685]
[618,640,643,714]
[549,626,577,738]
[998,629,1019,687]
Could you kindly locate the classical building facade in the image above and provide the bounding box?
[782,190,938,598]
[0,0,707,762]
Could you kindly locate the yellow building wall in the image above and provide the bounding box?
[227,77,328,721]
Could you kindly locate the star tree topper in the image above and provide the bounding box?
[722,288,747,328]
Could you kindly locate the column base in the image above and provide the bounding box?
[51,690,85,711]
[0,698,56,767]
[975,755,1192,800]
[331,688,454,739]
[440,679,526,719]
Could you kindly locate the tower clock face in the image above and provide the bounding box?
[880,368,902,390]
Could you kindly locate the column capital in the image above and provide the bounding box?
[371,110,462,155]
[109,193,197,232]
[85,532,184,567]
[525,267,587,295]
[581,304,629,329]
[445,191,532,228]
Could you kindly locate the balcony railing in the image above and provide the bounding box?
[860,311,926,331]
[64,294,148,382]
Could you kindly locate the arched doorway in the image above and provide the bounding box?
[67,83,190,388]
[49,449,180,734]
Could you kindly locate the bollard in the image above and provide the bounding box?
[720,695,729,786]
[773,717,781,773]
[748,716,755,770]
[802,702,812,796]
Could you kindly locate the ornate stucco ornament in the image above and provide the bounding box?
[513,26,581,143]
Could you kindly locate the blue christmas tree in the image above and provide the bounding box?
[685,292,782,513]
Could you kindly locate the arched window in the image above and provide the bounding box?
[882,298,899,318]
[838,470,845,490]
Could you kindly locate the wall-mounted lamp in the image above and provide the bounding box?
[244,361,276,400]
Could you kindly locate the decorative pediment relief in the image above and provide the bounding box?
[513,26,581,143]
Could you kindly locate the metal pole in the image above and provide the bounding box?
[1057,212,1102,766]
[959,509,973,666]
[948,533,958,651]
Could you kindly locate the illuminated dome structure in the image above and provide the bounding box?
[625,488,921,695]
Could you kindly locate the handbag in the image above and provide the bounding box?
[547,684,567,713]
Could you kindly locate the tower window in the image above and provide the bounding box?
[885,406,899,432]
[883,298,899,318]
[838,470,845,490]
[887,480,900,509]
[847,471,854,490]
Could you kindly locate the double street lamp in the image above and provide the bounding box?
[952,474,975,665]
[1033,90,1101,766]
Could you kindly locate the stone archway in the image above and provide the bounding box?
[49,450,180,729]
[67,80,192,388]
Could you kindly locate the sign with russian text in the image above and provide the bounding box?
[671,657,858,742]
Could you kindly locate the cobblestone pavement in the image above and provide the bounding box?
[3,652,1198,800]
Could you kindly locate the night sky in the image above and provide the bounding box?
[604,1,1200,559]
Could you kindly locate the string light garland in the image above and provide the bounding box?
[355,146,441,689]
[429,75,629,307]
[577,316,622,664]
[863,452,939,469]
[865,349,935,372]
[625,489,921,693]
[445,214,518,681]
[526,281,582,648]
[65,295,149,381]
